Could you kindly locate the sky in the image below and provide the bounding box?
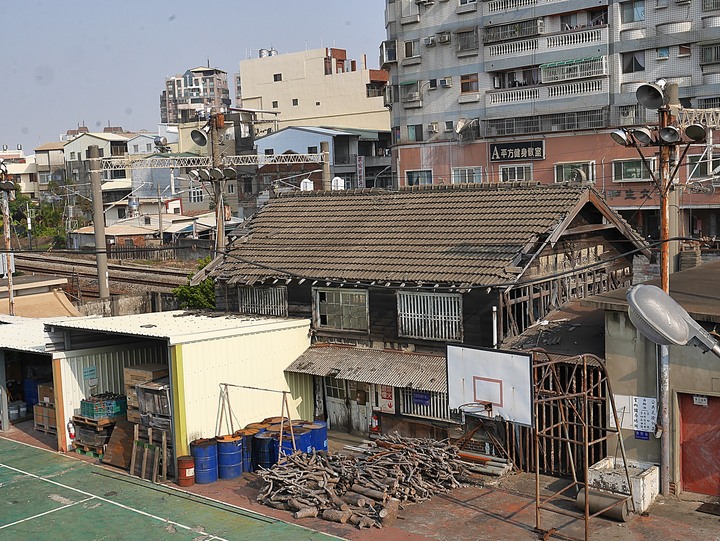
[0,0,387,153]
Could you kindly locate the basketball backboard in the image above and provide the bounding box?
[447,345,533,426]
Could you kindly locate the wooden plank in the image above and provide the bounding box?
[101,419,135,470]
[129,424,139,477]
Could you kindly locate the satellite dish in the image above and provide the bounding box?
[154,136,167,147]
[300,178,314,191]
[191,127,209,147]
[331,177,345,190]
[455,118,467,134]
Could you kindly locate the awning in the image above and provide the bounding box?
[399,80,419,86]
[0,290,80,318]
[285,345,447,393]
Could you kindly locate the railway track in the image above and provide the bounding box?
[14,252,192,293]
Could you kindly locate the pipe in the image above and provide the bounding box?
[492,306,498,348]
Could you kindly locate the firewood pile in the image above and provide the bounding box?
[256,434,484,529]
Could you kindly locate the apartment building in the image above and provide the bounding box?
[161,66,231,124]
[383,0,720,240]
[236,47,391,135]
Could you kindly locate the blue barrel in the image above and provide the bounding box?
[234,428,258,473]
[190,438,218,484]
[252,432,278,470]
[280,427,312,456]
[306,421,328,451]
[216,435,243,479]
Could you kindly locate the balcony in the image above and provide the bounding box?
[486,26,608,63]
[487,79,606,107]
[484,0,538,15]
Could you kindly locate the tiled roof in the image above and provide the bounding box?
[211,183,619,286]
[286,344,447,392]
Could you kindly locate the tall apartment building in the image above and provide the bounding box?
[236,47,390,135]
[161,66,231,124]
[383,0,720,241]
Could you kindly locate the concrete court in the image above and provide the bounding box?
[0,436,339,541]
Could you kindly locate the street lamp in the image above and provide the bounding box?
[611,80,707,497]
[0,158,15,315]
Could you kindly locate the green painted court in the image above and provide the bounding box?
[0,436,338,541]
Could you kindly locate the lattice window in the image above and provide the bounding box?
[237,286,288,316]
[397,291,462,341]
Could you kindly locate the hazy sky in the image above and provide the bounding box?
[0,0,387,153]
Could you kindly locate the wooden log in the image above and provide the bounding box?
[322,509,351,524]
[287,498,304,512]
[350,483,387,502]
[341,494,367,507]
[293,506,319,519]
[381,498,401,526]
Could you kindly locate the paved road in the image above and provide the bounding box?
[0,436,339,541]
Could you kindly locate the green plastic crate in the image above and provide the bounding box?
[80,397,127,419]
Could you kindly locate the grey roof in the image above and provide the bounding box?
[286,345,447,392]
[211,183,647,287]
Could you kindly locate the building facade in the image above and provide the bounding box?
[236,47,391,135]
[161,66,231,124]
[383,0,720,241]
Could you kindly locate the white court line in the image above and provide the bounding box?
[0,463,229,541]
[0,497,94,530]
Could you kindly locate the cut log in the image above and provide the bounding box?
[293,506,319,519]
[341,494,367,507]
[381,498,401,526]
[322,509,351,524]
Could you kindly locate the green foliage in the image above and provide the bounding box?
[172,256,216,309]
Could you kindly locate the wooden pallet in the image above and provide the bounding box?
[33,423,57,435]
[129,424,166,483]
[73,415,116,429]
[73,442,104,458]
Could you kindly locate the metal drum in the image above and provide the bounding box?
[233,428,258,473]
[252,432,278,470]
[244,422,270,432]
[190,438,218,484]
[177,455,195,487]
[216,435,243,479]
[306,421,328,451]
[280,427,312,456]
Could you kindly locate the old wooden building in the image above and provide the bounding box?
[207,182,649,434]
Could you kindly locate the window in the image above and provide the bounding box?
[307,146,318,154]
[324,377,345,399]
[657,47,669,60]
[144,217,152,225]
[679,44,691,57]
[146,143,152,152]
[621,0,645,23]
[264,148,274,155]
[460,73,479,93]
[133,144,139,152]
[70,152,76,160]
[237,286,288,316]
[428,78,438,90]
[701,43,720,64]
[117,207,126,219]
[612,158,655,182]
[554,162,595,183]
[687,155,720,181]
[315,289,368,331]
[273,73,282,82]
[189,185,204,203]
[452,167,482,184]
[227,183,235,194]
[397,291,463,341]
[561,14,578,30]
[407,124,424,142]
[500,164,532,182]
[399,388,449,420]
[622,51,645,73]
[444,121,454,132]
[381,40,398,64]
[404,39,420,59]
[292,98,299,106]
[459,0,476,4]
[456,28,479,53]
[272,100,279,108]
[406,170,432,185]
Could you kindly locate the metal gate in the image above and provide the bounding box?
[679,393,720,496]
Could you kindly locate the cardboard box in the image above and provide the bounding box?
[38,383,54,406]
[127,407,141,424]
[124,364,169,385]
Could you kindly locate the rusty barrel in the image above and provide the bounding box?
[217,435,243,479]
[190,438,218,484]
[177,455,195,487]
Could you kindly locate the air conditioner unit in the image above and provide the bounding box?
[438,32,451,44]
[440,77,452,88]
[406,92,419,101]
[425,36,436,47]
[428,122,439,133]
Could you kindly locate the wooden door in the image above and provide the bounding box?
[679,393,720,496]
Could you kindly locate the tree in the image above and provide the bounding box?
[172,256,216,309]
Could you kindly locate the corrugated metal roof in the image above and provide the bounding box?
[0,316,59,354]
[47,311,310,346]
[286,344,447,392]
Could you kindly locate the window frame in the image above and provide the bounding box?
[460,73,479,93]
[452,167,482,184]
[612,158,656,182]
[189,185,204,203]
[313,288,369,332]
[554,161,595,183]
[621,0,645,23]
[237,286,288,316]
[404,39,420,59]
[397,291,463,342]
[687,154,720,181]
[499,164,533,182]
[622,51,645,73]
[406,169,433,186]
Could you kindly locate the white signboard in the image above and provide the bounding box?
[611,394,658,432]
[447,345,533,426]
[377,385,396,414]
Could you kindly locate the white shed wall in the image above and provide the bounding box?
[178,320,310,442]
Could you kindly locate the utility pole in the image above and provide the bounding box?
[211,111,225,255]
[0,159,14,316]
[321,141,331,190]
[89,146,110,302]
[157,184,164,247]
